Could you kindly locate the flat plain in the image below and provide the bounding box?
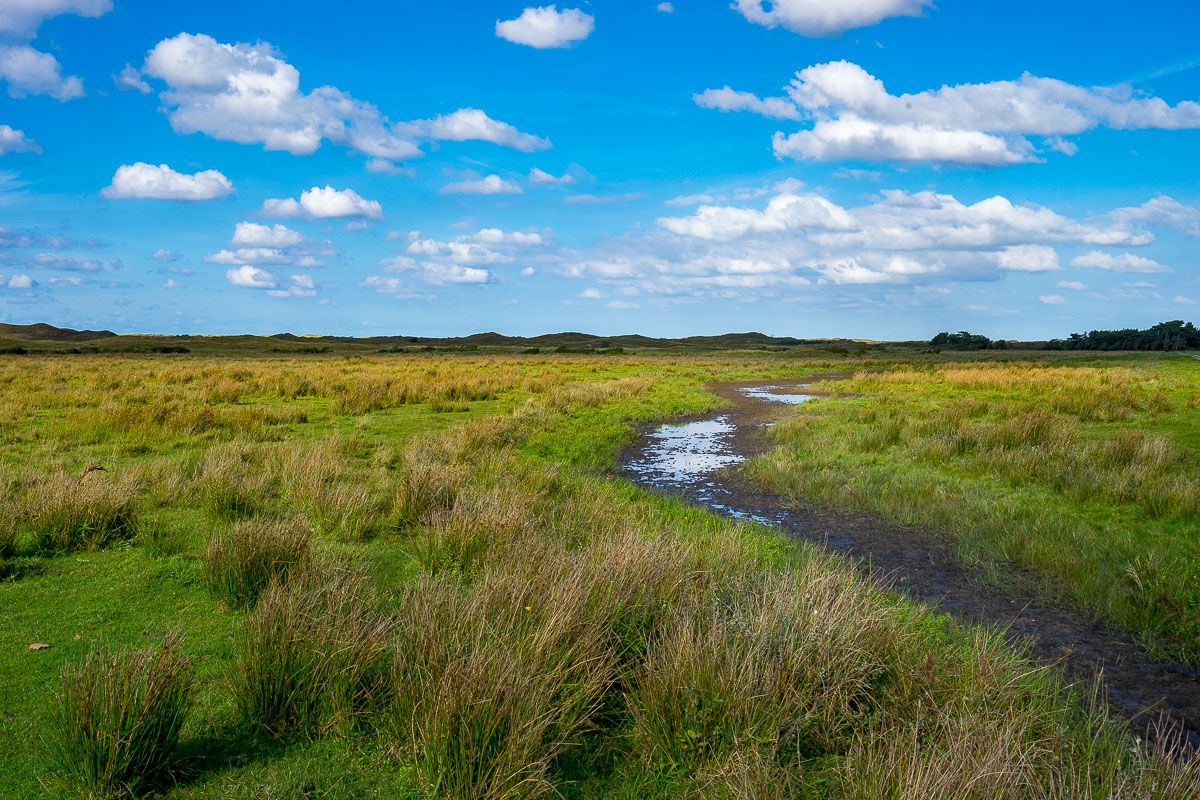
[2,345,1199,798]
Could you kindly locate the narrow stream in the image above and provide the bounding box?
[619,380,1200,748]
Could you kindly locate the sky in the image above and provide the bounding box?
[0,0,1198,339]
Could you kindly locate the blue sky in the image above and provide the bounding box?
[0,0,1198,339]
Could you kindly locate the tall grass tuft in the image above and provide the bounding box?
[230,565,393,737]
[200,519,311,610]
[27,473,140,554]
[47,635,194,799]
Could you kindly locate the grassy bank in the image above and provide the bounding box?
[751,354,1200,666]
[1,352,1196,798]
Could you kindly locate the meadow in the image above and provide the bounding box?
[1,349,1198,799]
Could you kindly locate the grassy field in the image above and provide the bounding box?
[2,351,1198,799]
[751,353,1200,667]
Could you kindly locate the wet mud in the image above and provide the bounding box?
[620,378,1200,748]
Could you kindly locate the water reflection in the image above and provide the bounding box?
[738,384,815,404]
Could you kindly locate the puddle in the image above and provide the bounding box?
[738,384,815,404]
[624,415,744,499]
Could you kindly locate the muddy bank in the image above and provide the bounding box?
[620,379,1200,748]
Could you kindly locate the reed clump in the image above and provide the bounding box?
[200,519,311,610]
[47,635,194,799]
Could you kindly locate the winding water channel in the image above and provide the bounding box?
[619,380,1200,748]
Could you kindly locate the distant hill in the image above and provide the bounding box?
[0,323,117,342]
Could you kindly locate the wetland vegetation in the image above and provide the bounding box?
[2,343,1199,798]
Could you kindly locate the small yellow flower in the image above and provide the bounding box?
[524,606,532,611]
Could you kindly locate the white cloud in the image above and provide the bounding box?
[547,187,1186,301]
[162,278,181,289]
[996,244,1060,272]
[0,45,84,100]
[1055,280,1088,290]
[520,267,535,277]
[261,185,382,219]
[0,1,109,100]
[657,2,675,11]
[231,221,306,248]
[112,63,151,93]
[580,287,606,299]
[773,117,1035,165]
[496,6,594,49]
[666,193,717,207]
[441,174,522,195]
[1174,295,1195,305]
[225,265,275,288]
[361,275,432,299]
[5,273,32,288]
[732,0,932,36]
[381,256,490,285]
[266,274,316,298]
[418,108,550,152]
[1070,251,1171,273]
[1039,294,1066,305]
[140,33,548,159]
[1110,196,1200,237]
[702,60,1200,164]
[0,124,40,154]
[0,0,110,36]
[530,167,575,185]
[101,162,234,201]
[151,249,180,262]
[694,87,802,121]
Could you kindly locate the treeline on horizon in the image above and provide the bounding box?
[933,320,1200,351]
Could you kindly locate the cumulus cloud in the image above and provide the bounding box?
[441,174,522,195]
[1039,294,1066,305]
[0,0,111,36]
[418,108,550,152]
[225,265,275,288]
[231,221,306,248]
[544,187,1186,300]
[101,162,234,201]
[151,249,179,262]
[530,167,575,185]
[2,272,33,288]
[657,2,675,11]
[266,274,316,298]
[0,44,84,99]
[1055,280,1088,290]
[1070,251,1172,273]
[361,275,432,300]
[139,33,549,160]
[496,6,594,48]
[379,227,545,286]
[699,60,1200,164]
[1110,196,1200,237]
[112,63,151,93]
[694,87,802,120]
[206,221,335,268]
[0,124,40,154]
[381,256,490,285]
[0,1,109,100]
[732,0,932,36]
[261,185,382,219]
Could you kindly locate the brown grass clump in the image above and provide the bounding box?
[200,519,311,610]
[25,471,140,554]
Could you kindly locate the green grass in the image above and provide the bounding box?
[750,354,1200,665]
[2,352,1198,798]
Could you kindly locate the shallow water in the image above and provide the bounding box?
[737,384,815,404]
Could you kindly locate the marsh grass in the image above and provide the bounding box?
[25,473,140,555]
[47,634,194,799]
[3,352,1199,798]
[756,360,1200,663]
[200,519,311,610]
[230,565,394,737]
